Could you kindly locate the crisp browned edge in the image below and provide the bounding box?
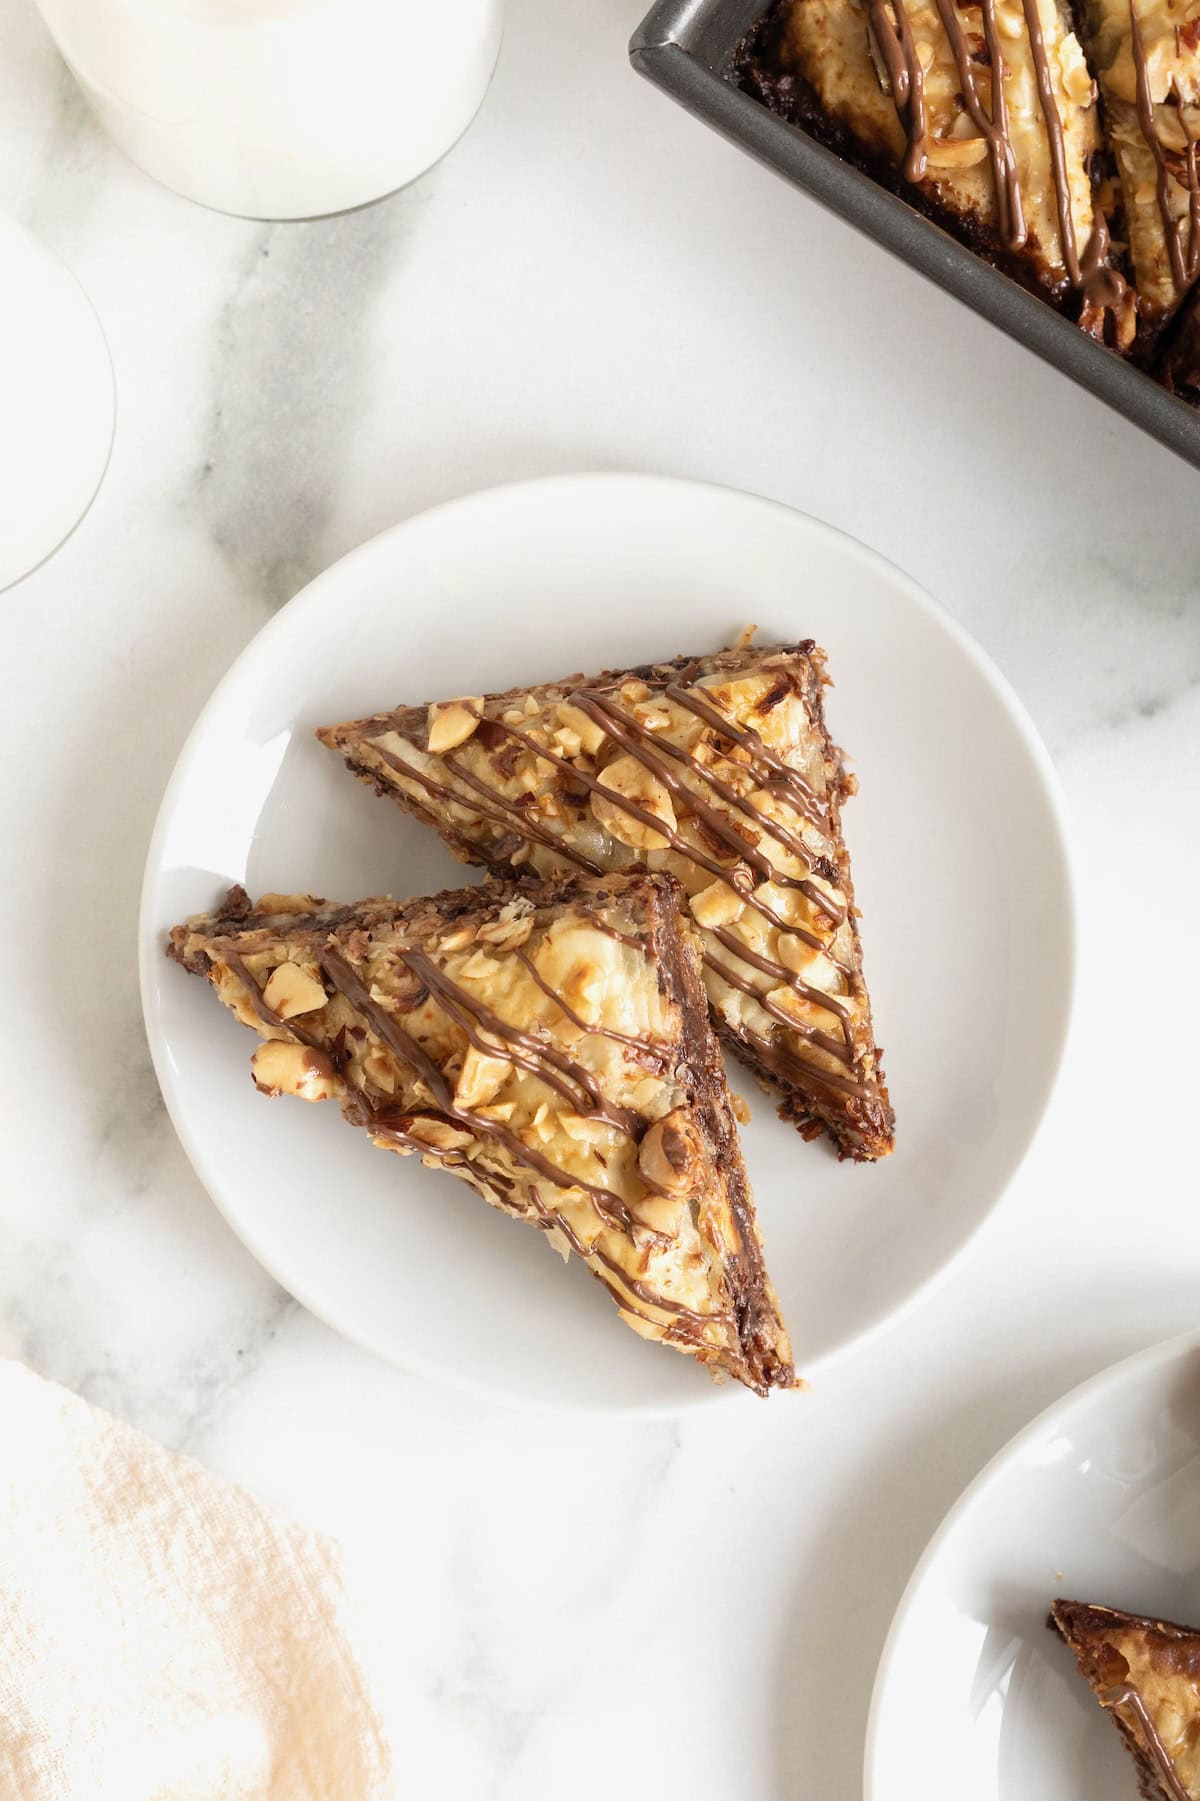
[642,878,797,1394]
[701,648,893,1157]
[168,869,797,1395]
[1050,1600,1200,1801]
[169,876,544,968]
[315,641,895,1162]
[787,644,892,1157]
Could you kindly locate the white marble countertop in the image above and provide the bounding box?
[3,1,1199,1795]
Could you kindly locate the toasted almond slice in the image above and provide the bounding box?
[261,960,327,1020]
[926,133,989,168]
[689,879,745,929]
[426,698,483,754]
[591,754,676,851]
[454,1047,510,1110]
[251,1040,338,1102]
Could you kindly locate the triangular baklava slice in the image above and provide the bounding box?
[168,872,796,1395]
[317,642,893,1161]
[1081,0,1200,352]
[1052,1598,1200,1799]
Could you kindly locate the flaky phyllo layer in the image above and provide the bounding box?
[318,644,893,1161]
[169,873,796,1395]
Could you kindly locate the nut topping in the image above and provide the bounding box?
[925,133,990,167]
[554,700,607,755]
[475,909,535,950]
[638,1108,705,1194]
[591,754,677,850]
[251,1040,338,1101]
[689,879,746,929]
[404,1117,474,1152]
[261,960,328,1020]
[454,1046,511,1110]
[776,934,839,992]
[426,698,483,755]
[632,1193,686,1234]
[364,1045,397,1094]
[256,892,320,916]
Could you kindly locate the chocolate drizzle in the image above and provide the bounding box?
[244,930,733,1346]
[220,950,335,1069]
[1129,0,1200,293]
[316,946,640,1233]
[454,685,865,1093]
[869,0,930,179]
[1099,1684,1192,1801]
[741,1025,868,1099]
[865,0,1126,309]
[369,681,870,1113]
[1079,209,1128,312]
[938,0,1026,243]
[171,871,801,1387]
[710,925,855,1059]
[221,949,299,1037]
[371,740,603,876]
[515,946,669,1070]
[572,690,845,922]
[484,701,845,946]
[587,916,653,951]
[400,947,643,1138]
[1022,0,1086,282]
[702,952,850,1061]
[524,1187,732,1339]
[662,682,826,829]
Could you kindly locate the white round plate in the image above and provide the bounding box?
[140,473,1074,1413]
[0,216,115,593]
[866,1331,1200,1801]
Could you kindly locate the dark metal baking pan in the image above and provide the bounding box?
[630,0,1200,470]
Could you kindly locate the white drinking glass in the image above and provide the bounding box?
[0,215,115,592]
[33,0,504,220]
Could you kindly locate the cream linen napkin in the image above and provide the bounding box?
[0,1361,393,1801]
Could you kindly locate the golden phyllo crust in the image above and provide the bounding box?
[317,643,893,1162]
[168,873,796,1396]
[1052,1599,1200,1800]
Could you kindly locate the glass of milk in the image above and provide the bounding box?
[33,0,504,219]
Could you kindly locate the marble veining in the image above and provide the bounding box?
[197,206,411,608]
[2,0,1200,1794]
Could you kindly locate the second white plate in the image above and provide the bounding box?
[140,473,1074,1412]
[867,1330,1200,1800]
